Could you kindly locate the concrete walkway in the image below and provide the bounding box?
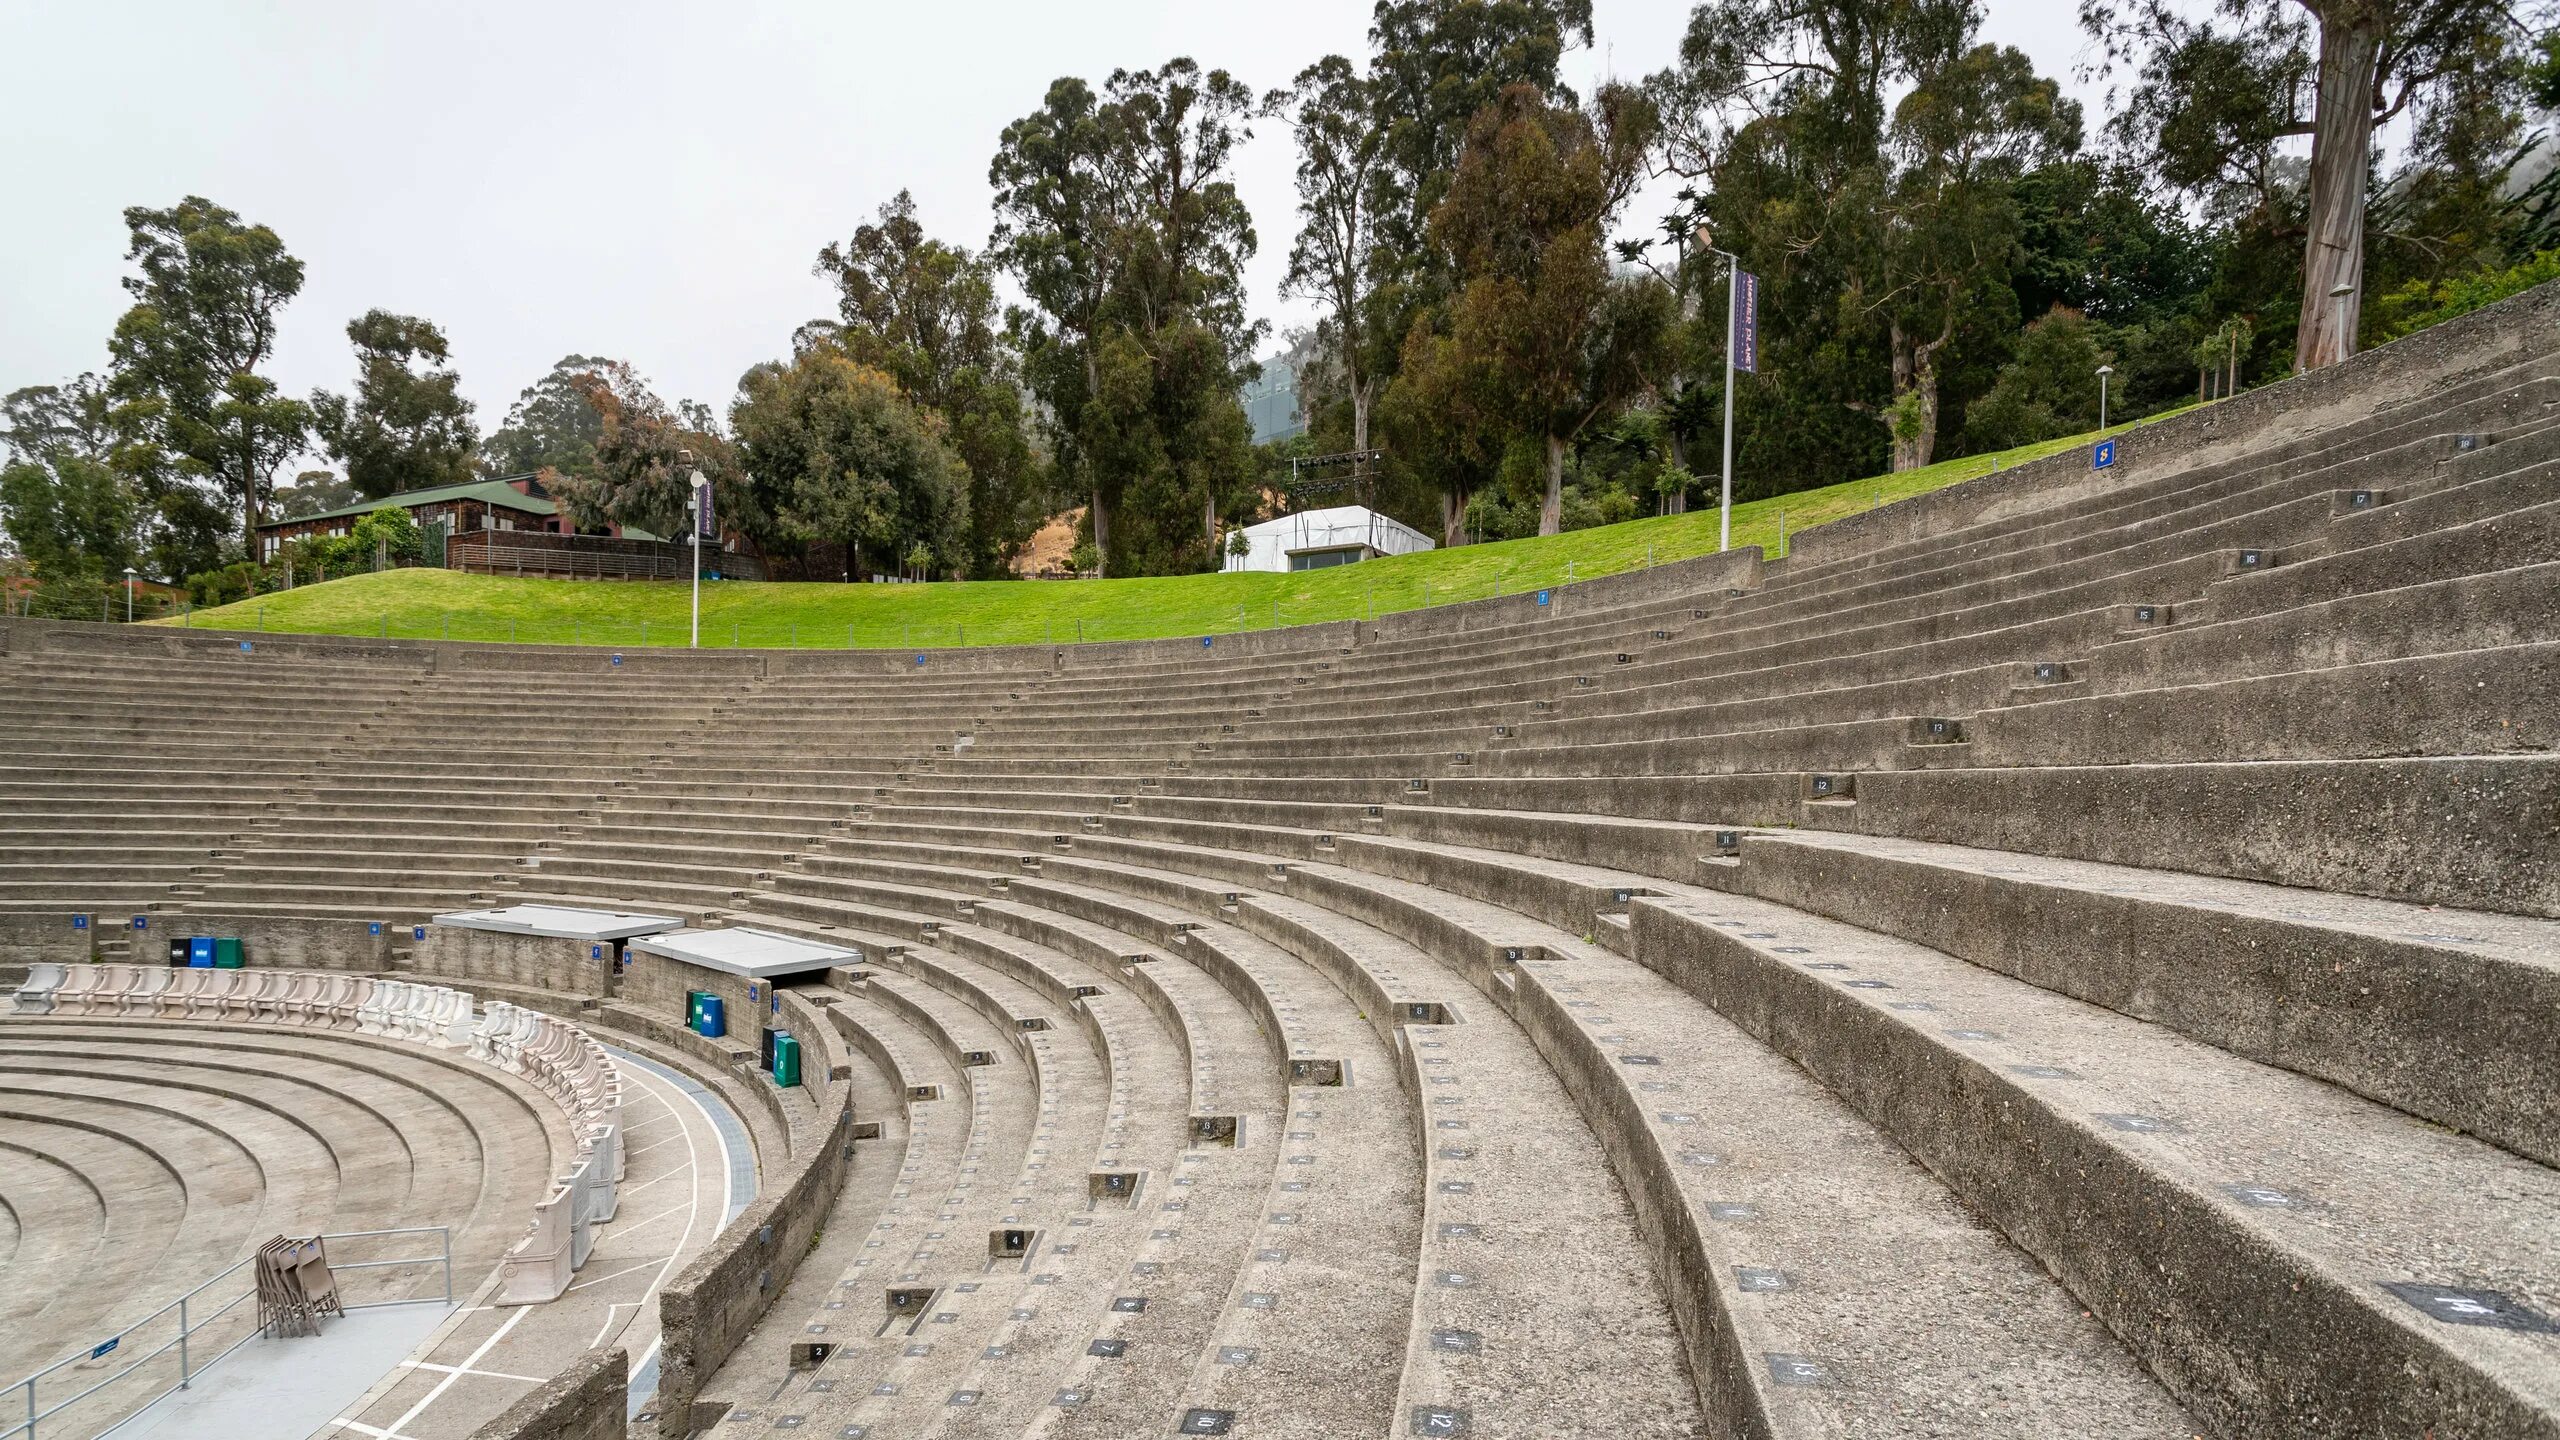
[317,1044,747,1440]
[110,1302,451,1440]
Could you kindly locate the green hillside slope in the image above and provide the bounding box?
[170,423,2143,648]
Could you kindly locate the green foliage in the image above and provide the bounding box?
[1401,82,1664,534]
[310,310,478,499]
[186,559,266,607]
[1268,54,1392,452]
[991,59,1266,576]
[173,417,2138,648]
[274,470,358,519]
[2368,248,2560,342]
[813,192,1045,577]
[481,356,642,483]
[350,504,430,566]
[1,455,133,582]
[1963,309,2115,452]
[2082,0,2546,370]
[1,377,136,581]
[541,372,756,554]
[103,196,310,570]
[732,346,969,581]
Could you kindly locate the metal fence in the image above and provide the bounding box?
[1,1225,452,1440]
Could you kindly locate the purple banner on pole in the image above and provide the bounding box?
[1733,270,1760,374]
[696,482,713,539]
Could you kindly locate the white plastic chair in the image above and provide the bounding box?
[158,967,210,1019]
[52,963,102,1016]
[12,963,67,1015]
[87,963,141,1017]
[355,978,396,1037]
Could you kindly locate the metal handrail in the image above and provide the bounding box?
[2,1225,452,1440]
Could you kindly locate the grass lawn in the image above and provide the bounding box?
[170,417,2162,650]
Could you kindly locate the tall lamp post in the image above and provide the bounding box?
[681,448,709,649]
[123,566,137,622]
[2096,364,2114,432]
[2328,282,2357,366]
[1697,223,1741,553]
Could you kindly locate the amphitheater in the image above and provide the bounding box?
[1,286,2555,1440]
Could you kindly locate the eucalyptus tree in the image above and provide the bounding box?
[103,197,310,569]
[991,58,1264,575]
[311,310,478,499]
[2081,0,2552,369]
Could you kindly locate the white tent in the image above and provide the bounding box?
[1222,505,1434,574]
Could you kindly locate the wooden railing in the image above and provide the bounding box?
[446,530,765,582]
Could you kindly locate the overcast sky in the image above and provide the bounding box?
[1,1,2094,451]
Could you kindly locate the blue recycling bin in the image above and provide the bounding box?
[188,936,215,968]
[695,995,726,1039]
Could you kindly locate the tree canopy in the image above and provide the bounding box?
[10,1,2559,596]
[310,310,478,499]
[991,58,1266,575]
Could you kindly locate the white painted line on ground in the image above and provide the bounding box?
[603,1198,694,1237]
[384,1303,529,1436]
[398,1359,555,1384]
[605,1047,728,1411]
[566,1256,666,1294]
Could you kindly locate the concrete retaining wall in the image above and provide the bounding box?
[467,1345,626,1440]
[652,1094,855,1436]
[0,913,97,965]
[419,928,617,997]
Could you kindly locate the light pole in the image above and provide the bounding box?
[2328,281,2357,366]
[2096,364,2114,432]
[1697,222,1740,553]
[123,566,136,622]
[681,448,709,649]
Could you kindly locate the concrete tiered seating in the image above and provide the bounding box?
[1,283,2555,1437]
[0,993,559,1436]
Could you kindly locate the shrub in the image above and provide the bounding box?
[2370,249,2560,342]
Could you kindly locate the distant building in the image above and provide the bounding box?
[248,472,763,582]
[1222,505,1433,574]
[253,473,640,560]
[1241,348,1309,444]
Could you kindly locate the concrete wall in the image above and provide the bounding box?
[0,913,97,965]
[467,1345,625,1440]
[114,914,395,971]
[420,928,617,997]
[616,948,797,1047]
[652,1090,855,1436]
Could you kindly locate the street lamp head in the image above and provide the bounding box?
[124,566,137,577]
[2329,282,2356,298]
[2095,365,2114,377]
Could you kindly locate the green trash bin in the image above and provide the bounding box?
[771,1032,802,1089]
[687,990,711,1030]
[213,937,244,969]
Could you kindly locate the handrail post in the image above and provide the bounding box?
[441,1227,453,1301]
[178,1296,189,1389]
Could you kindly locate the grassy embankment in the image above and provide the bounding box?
[173,419,2159,648]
